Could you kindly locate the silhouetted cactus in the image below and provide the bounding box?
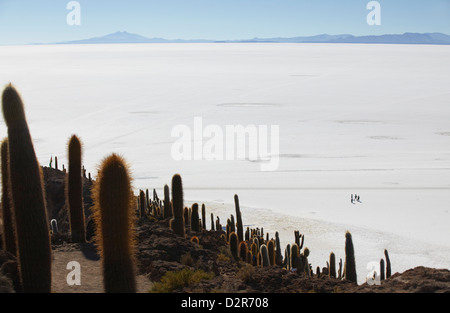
[163,184,171,218]
[92,153,136,293]
[238,241,248,262]
[285,244,291,270]
[201,203,206,230]
[184,207,190,229]
[2,84,51,292]
[291,243,300,271]
[210,213,215,231]
[234,194,244,243]
[329,252,336,278]
[139,190,146,218]
[66,135,86,243]
[384,249,391,278]
[344,231,357,283]
[380,258,385,281]
[229,232,239,260]
[190,203,200,232]
[275,232,283,265]
[302,247,311,276]
[250,242,258,266]
[338,258,343,279]
[267,240,275,266]
[170,174,185,237]
[294,231,304,250]
[1,139,16,256]
[260,244,270,267]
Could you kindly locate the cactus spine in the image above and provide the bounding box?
[169,174,185,237]
[2,84,51,292]
[92,154,136,293]
[1,139,16,256]
[344,231,357,283]
[67,135,86,243]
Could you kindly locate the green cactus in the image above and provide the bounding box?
[234,194,244,243]
[66,135,86,243]
[1,139,16,256]
[329,252,336,278]
[169,174,185,237]
[92,153,137,293]
[229,232,239,260]
[2,84,51,292]
[380,258,385,281]
[190,203,200,232]
[344,231,357,283]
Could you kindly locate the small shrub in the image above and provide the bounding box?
[150,268,214,293]
[237,263,255,283]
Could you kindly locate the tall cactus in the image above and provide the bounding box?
[92,154,136,293]
[329,252,336,278]
[234,194,244,243]
[66,135,86,243]
[238,241,248,262]
[290,243,300,271]
[267,240,275,266]
[190,203,200,232]
[2,84,51,292]
[201,203,206,231]
[1,139,16,256]
[163,184,171,218]
[344,231,357,283]
[170,174,185,237]
[384,249,391,278]
[229,232,239,260]
[275,232,282,265]
[260,244,270,267]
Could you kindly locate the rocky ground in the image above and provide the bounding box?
[0,167,449,294]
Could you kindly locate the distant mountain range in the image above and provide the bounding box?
[55,31,450,45]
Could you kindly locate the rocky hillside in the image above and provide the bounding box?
[0,167,449,294]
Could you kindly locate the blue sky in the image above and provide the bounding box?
[0,0,449,44]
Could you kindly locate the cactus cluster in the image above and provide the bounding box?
[0,85,397,293]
